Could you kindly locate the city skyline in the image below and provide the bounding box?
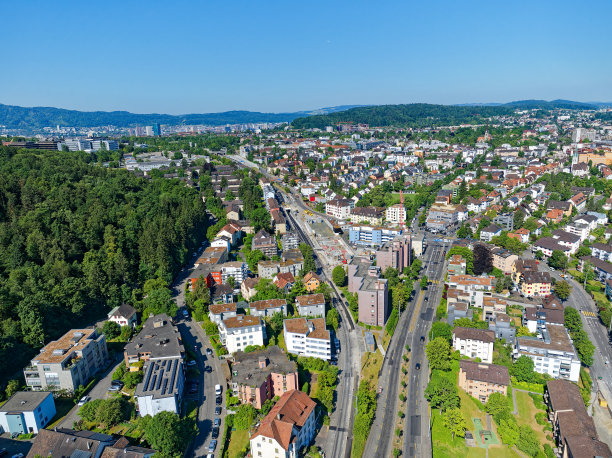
[1,0,611,114]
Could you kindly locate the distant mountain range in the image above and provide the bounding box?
[458,99,612,109]
[0,104,364,130]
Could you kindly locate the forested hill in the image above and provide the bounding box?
[290,100,599,129]
[0,147,207,382]
[0,103,361,129]
[291,104,513,129]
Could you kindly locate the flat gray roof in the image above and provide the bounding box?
[135,357,183,399]
[0,391,53,412]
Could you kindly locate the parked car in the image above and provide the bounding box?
[420,336,425,342]
[187,360,197,367]
[212,427,219,438]
[206,348,213,356]
[77,396,91,406]
[183,309,190,318]
[214,417,221,427]
[111,380,124,388]
[215,384,222,396]
[215,406,222,415]
[216,395,222,405]
[416,362,421,370]
[208,440,217,453]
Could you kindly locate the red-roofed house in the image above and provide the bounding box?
[249,390,317,458]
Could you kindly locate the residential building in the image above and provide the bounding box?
[284,318,331,360]
[518,271,552,297]
[458,361,509,403]
[348,258,389,326]
[281,232,299,251]
[511,259,539,284]
[274,272,296,293]
[580,255,612,283]
[375,235,412,273]
[211,283,236,303]
[447,255,467,275]
[0,391,56,434]
[303,272,320,292]
[295,293,326,317]
[326,198,353,220]
[492,213,514,231]
[488,314,515,343]
[258,260,281,279]
[550,230,580,255]
[135,357,185,417]
[107,304,137,328]
[24,328,108,392]
[452,327,495,363]
[348,225,402,247]
[249,299,288,317]
[532,237,571,258]
[446,301,471,325]
[516,324,580,382]
[590,242,612,262]
[386,204,406,226]
[523,306,565,334]
[196,246,228,265]
[230,346,298,409]
[480,224,502,242]
[208,302,238,325]
[124,314,184,366]
[219,315,265,353]
[252,229,278,258]
[220,261,248,285]
[241,277,259,300]
[250,390,317,458]
[350,206,384,225]
[491,247,518,274]
[545,379,611,458]
[27,428,116,458]
[568,192,587,211]
[447,275,494,308]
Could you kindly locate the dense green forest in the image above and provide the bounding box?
[291,104,513,129]
[595,112,612,122]
[0,147,207,382]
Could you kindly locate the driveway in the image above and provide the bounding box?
[59,356,125,428]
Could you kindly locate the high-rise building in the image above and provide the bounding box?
[152,123,161,136]
[145,126,154,136]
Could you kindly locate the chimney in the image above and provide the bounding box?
[87,441,92,450]
[258,357,268,369]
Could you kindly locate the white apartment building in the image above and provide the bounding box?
[452,327,495,363]
[325,198,353,220]
[386,204,406,226]
[219,315,265,353]
[221,261,248,285]
[283,318,331,360]
[515,324,580,382]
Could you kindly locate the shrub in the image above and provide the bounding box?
[535,412,547,425]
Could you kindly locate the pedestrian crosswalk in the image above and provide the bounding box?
[581,310,597,318]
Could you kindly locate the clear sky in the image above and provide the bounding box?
[1,0,611,114]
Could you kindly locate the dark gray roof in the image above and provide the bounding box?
[124,314,183,359]
[0,391,52,412]
[459,360,509,386]
[231,346,297,388]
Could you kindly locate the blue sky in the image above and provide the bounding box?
[1,0,611,114]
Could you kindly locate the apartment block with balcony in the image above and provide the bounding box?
[515,324,580,382]
[219,315,265,354]
[452,327,495,363]
[24,329,108,392]
[458,360,509,403]
[375,235,412,273]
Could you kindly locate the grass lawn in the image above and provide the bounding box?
[277,331,287,351]
[514,391,553,448]
[593,291,610,306]
[309,373,319,398]
[360,351,383,386]
[226,429,250,458]
[48,398,76,428]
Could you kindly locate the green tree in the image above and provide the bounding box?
[564,307,582,333]
[443,407,466,440]
[456,223,473,239]
[553,280,572,301]
[498,417,519,447]
[513,210,525,229]
[123,371,143,389]
[246,250,265,273]
[233,404,257,430]
[425,377,459,413]
[326,308,339,332]
[426,337,451,370]
[332,265,346,287]
[575,245,592,258]
[431,322,452,342]
[142,287,177,318]
[485,392,510,420]
[512,355,536,383]
[473,244,493,275]
[299,243,317,276]
[5,379,20,399]
[420,275,429,290]
[548,250,568,270]
[101,321,121,340]
[517,424,541,457]
[143,411,197,457]
[96,397,128,428]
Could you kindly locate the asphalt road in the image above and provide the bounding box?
[179,318,226,457]
[59,356,125,429]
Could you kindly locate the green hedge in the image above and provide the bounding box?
[385,308,399,337]
[510,377,544,394]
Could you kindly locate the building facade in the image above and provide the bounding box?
[284,318,331,360]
